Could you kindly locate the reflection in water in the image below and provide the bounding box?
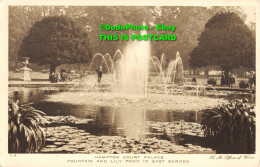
[76,106,147,139]
[112,106,146,139]
[90,106,202,139]
[9,88,60,104]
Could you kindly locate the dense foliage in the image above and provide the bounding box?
[201,100,255,154]
[9,6,252,71]
[8,99,46,153]
[189,12,255,76]
[18,16,92,74]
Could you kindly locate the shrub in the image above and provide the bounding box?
[8,99,46,153]
[239,80,249,88]
[201,100,255,154]
[207,78,217,86]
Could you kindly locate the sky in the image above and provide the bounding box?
[241,6,256,24]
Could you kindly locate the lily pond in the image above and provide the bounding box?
[8,87,255,154]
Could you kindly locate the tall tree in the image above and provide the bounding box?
[9,6,68,69]
[18,16,92,74]
[151,6,249,70]
[189,12,255,77]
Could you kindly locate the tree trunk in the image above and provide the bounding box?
[205,70,209,78]
[224,70,230,80]
[221,68,231,85]
[15,60,18,69]
[50,64,57,76]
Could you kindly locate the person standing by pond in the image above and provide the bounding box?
[96,66,103,84]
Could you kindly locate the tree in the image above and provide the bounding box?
[18,16,92,74]
[149,6,246,70]
[189,12,255,80]
[9,6,42,69]
[10,6,254,72]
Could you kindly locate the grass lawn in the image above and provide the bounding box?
[9,71,249,88]
[9,71,49,81]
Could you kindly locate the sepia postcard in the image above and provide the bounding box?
[0,0,259,167]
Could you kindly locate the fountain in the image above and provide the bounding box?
[118,38,150,96]
[166,51,184,83]
[86,43,185,95]
[45,31,225,110]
